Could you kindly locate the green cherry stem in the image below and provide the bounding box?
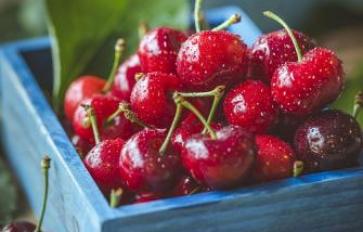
[352,90,363,118]
[102,39,126,93]
[178,85,225,98]
[35,156,51,232]
[138,21,149,39]
[83,104,101,144]
[203,85,225,134]
[293,160,304,177]
[194,0,204,32]
[263,11,302,62]
[159,102,183,155]
[106,102,149,128]
[177,94,217,139]
[212,14,241,31]
[110,188,123,208]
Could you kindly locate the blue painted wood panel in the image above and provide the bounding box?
[1,6,363,232]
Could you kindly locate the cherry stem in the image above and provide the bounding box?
[352,91,363,118]
[138,22,149,39]
[203,85,225,134]
[106,102,149,128]
[263,11,302,62]
[110,188,123,208]
[194,0,204,32]
[189,186,202,195]
[35,156,51,232]
[159,103,183,155]
[178,85,225,98]
[83,104,101,144]
[176,94,217,139]
[212,14,241,31]
[102,39,126,93]
[134,73,144,81]
[293,160,304,177]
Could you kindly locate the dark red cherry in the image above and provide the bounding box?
[248,29,315,82]
[1,221,36,232]
[223,80,278,134]
[64,76,105,121]
[176,30,248,91]
[84,138,125,193]
[119,128,182,193]
[172,175,200,196]
[271,48,344,116]
[254,135,296,182]
[72,95,119,142]
[181,125,256,189]
[138,27,187,73]
[71,134,93,158]
[102,112,141,141]
[294,110,362,172]
[111,54,141,102]
[130,72,182,128]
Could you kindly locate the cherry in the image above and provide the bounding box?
[254,135,299,182]
[119,128,182,193]
[111,54,142,101]
[273,113,305,143]
[294,110,362,172]
[71,134,93,158]
[1,222,36,232]
[64,39,125,120]
[72,95,119,142]
[172,175,201,196]
[84,138,125,194]
[64,76,105,121]
[138,27,187,73]
[176,28,248,91]
[223,80,278,134]
[130,72,182,128]
[248,30,315,82]
[264,11,344,116]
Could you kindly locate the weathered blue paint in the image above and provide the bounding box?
[1,6,363,232]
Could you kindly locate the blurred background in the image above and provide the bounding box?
[1,0,363,224]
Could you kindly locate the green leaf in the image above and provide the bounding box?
[45,0,189,111]
[333,59,363,125]
[0,157,17,224]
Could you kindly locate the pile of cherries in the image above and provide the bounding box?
[63,2,362,207]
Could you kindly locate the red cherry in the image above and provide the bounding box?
[71,134,93,158]
[254,135,296,182]
[138,27,187,73]
[176,30,248,91]
[181,125,256,189]
[172,175,200,196]
[64,76,105,121]
[1,221,36,232]
[130,72,182,128]
[134,192,164,203]
[119,128,182,193]
[271,47,343,116]
[72,95,119,142]
[248,29,315,82]
[223,80,278,134]
[111,54,141,101]
[84,138,125,193]
[171,114,222,153]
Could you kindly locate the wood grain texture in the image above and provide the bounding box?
[1,6,363,232]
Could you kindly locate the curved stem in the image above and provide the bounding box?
[203,86,225,134]
[138,22,149,39]
[293,160,304,177]
[194,0,203,32]
[35,156,51,232]
[263,11,302,62]
[212,14,241,31]
[83,104,101,144]
[106,102,149,128]
[110,188,123,208]
[102,39,126,92]
[353,91,363,118]
[159,103,183,155]
[177,95,217,139]
[178,85,225,98]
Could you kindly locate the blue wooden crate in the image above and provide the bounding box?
[1,6,363,232]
